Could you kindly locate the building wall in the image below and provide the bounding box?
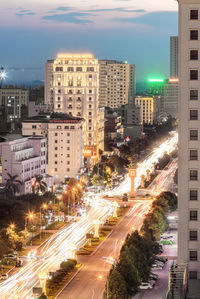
[135,97,155,124]
[178,0,200,279]
[163,81,179,118]
[44,60,54,107]
[170,36,179,78]
[0,137,47,194]
[99,60,136,108]
[22,117,84,182]
[0,88,29,121]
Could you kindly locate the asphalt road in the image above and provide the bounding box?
[56,200,152,299]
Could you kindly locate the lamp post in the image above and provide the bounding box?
[68,242,77,260]
[38,271,48,295]
[40,204,47,239]
[27,212,35,246]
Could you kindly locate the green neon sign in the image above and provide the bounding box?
[148,79,164,83]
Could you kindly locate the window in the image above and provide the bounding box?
[190,170,198,180]
[190,70,198,80]
[55,140,58,143]
[67,154,70,157]
[70,126,75,129]
[190,231,198,241]
[67,161,70,165]
[76,67,82,72]
[65,126,69,129]
[67,147,70,150]
[190,190,198,201]
[190,10,198,20]
[190,30,198,40]
[67,168,70,171]
[67,140,70,144]
[190,90,198,100]
[190,110,198,120]
[190,150,198,160]
[57,126,62,129]
[190,130,198,140]
[89,90,92,94]
[189,271,197,279]
[89,112,92,116]
[190,251,197,261]
[55,154,58,157]
[68,67,74,72]
[55,161,58,165]
[55,147,58,150]
[67,133,70,136]
[55,133,58,136]
[32,125,36,129]
[57,104,60,108]
[190,210,198,221]
[190,50,198,60]
[55,168,58,172]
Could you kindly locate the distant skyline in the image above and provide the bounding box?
[0,0,178,82]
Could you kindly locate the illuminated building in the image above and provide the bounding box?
[50,53,103,158]
[0,136,52,194]
[170,36,178,78]
[22,113,84,182]
[146,78,165,96]
[99,60,136,108]
[0,87,29,122]
[163,78,179,118]
[178,0,200,282]
[44,59,54,108]
[135,96,156,125]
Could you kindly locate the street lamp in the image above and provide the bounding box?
[38,271,48,295]
[9,223,15,230]
[40,204,48,239]
[27,212,35,246]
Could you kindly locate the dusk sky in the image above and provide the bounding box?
[0,0,178,82]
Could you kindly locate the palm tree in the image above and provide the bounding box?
[5,173,23,196]
[32,175,47,194]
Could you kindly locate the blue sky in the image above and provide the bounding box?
[0,0,178,82]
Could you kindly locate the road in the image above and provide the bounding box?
[0,132,178,299]
[56,200,152,299]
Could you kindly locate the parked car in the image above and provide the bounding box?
[1,273,8,280]
[155,256,168,263]
[139,282,153,290]
[154,260,164,267]
[150,273,158,281]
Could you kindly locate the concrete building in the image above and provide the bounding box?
[44,60,54,107]
[135,96,156,125]
[0,136,52,194]
[99,60,136,108]
[22,113,84,183]
[163,78,179,118]
[170,36,178,78]
[0,87,29,122]
[28,101,52,118]
[50,53,104,157]
[118,104,141,125]
[178,0,200,284]
[104,108,123,142]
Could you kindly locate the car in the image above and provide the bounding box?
[156,256,168,263]
[149,273,158,281]
[4,254,16,259]
[144,279,155,286]
[154,260,164,267]
[139,282,153,290]
[1,273,8,280]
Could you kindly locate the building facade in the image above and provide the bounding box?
[44,60,54,107]
[178,0,200,280]
[99,60,136,108]
[0,87,29,122]
[163,78,179,118]
[170,36,179,78]
[135,96,156,125]
[22,113,84,183]
[0,137,52,194]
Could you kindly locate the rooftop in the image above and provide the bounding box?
[23,113,83,124]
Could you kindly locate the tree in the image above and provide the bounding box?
[5,173,23,196]
[105,268,128,299]
[117,247,140,296]
[32,175,47,194]
[128,244,150,281]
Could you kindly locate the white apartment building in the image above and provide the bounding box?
[163,78,179,119]
[170,36,179,78]
[0,137,51,194]
[99,60,136,108]
[44,60,54,108]
[0,87,29,121]
[135,97,155,125]
[178,0,200,280]
[22,113,84,183]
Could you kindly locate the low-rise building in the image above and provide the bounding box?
[135,96,156,125]
[22,113,84,183]
[0,136,52,194]
[163,78,179,118]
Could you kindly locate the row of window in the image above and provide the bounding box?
[55,168,70,172]
[55,161,70,165]
[56,125,75,130]
[58,89,94,95]
[55,67,95,72]
[55,140,70,144]
[55,147,70,150]
[55,133,70,136]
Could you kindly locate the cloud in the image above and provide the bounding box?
[87,8,145,13]
[42,12,93,24]
[16,8,36,17]
[55,6,72,12]
[111,11,177,29]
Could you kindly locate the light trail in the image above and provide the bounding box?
[0,131,178,299]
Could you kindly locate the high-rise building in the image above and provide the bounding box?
[99,60,136,108]
[135,96,156,125]
[22,113,84,183]
[0,87,29,122]
[163,78,179,118]
[50,53,104,157]
[0,136,52,194]
[178,0,200,281]
[44,59,54,107]
[170,36,178,78]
